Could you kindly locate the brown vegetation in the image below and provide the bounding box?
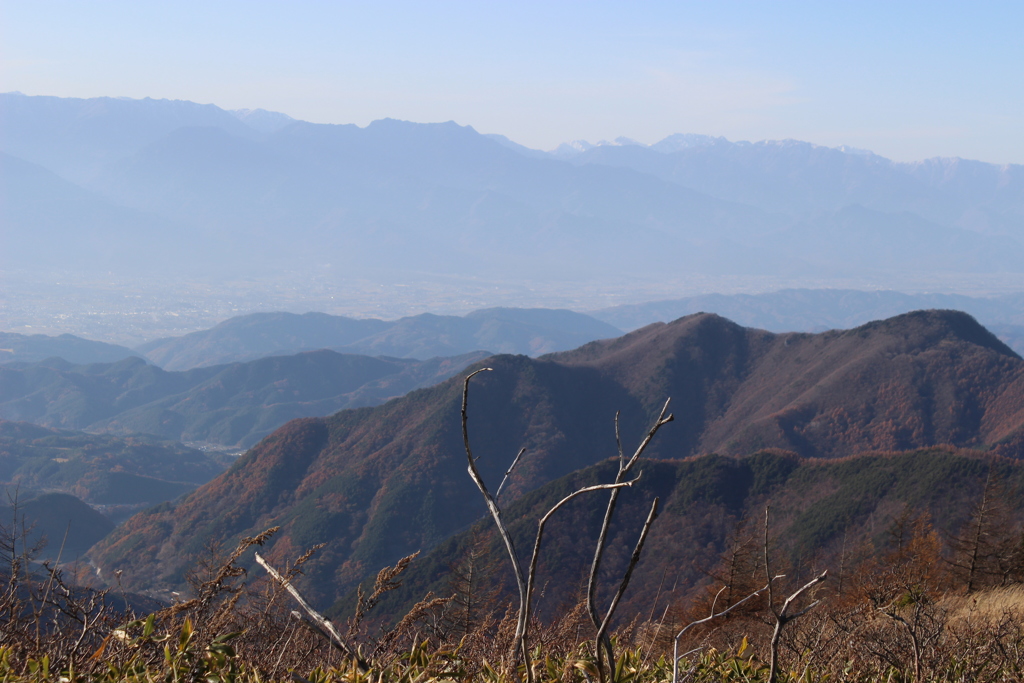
[7,487,1024,681]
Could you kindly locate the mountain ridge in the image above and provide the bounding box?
[137,308,622,370]
[0,348,488,448]
[0,330,140,365]
[5,93,1022,283]
[590,288,1024,357]
[90,310,1024,606]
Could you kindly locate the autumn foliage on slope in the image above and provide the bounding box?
[91,311,1024,608]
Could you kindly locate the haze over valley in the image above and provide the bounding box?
[3,92,1024,348]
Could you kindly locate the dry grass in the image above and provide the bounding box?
[945,584,1024,624]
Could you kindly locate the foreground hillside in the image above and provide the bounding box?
[91,310,1024,605]
[344,446,1024,624]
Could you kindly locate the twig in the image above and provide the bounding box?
[36,522,70,647]
[598,497,660,637]
[587,401,673,628]
[768,570,828,683]
[614,411,623,465]
[587,400,673,682]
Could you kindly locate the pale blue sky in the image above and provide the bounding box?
[2,1,1022,163]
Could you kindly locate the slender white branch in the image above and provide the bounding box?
[523,476,642,631]
[586,399,673,683]
[614,411,623,466]
[255,552,366,670]
[461,369,532,671]
[779,571,828,620]
[495,447,526,500]
[671,582,771,683]
[768,570,828,683]
[623,398,674,472]
[597,497,660,640]
[587,399,674,634]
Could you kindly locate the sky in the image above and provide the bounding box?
[2,1,1022,164]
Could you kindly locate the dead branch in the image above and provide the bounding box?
[762,505,828,683]
[523,477,642,643]
[255,552,368,671]
[595,497,660,681]
[586,400,673,682]
[671,582,773,683]
[587,401,673,629]
[496,447,527,501]
[461,368,532,669]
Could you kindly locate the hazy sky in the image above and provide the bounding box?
[2,1,1022,163]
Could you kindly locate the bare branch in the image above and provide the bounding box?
[598,497,660,638]
[523,476,642,631]
[614,411,623,466]
[764,505,774,615]
[595,497,661,680]
[623,398,675,473]
[768,570,828,683]
[672,582,770,683]
[779,570,829,620]
[255,552,368,671]
[495,447,527,501]
[461,369,532,671]
[587,399,673,635]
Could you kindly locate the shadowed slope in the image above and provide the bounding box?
[350,447,1024,626]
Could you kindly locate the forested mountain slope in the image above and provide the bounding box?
[91,310,1024,606]
[344,447,1024,625]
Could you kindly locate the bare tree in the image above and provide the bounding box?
[461,369,672,682]
[762,506,828,683]
[586,402,674,682]
[947,470,1022,592]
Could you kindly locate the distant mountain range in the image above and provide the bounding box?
[554,134,1024,234]
[3,93,1022,284]
[91,310,1024,605]
[137,308,622,370]
[0,349,487,448]
[0,331,139,365]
